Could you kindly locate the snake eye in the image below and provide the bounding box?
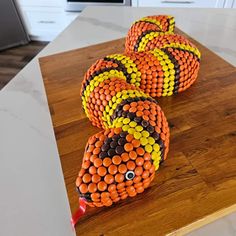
[125,171,135,180]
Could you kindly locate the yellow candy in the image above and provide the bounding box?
[135,125,143,132]
[134,132,142,140]
[154,161,160,170]
[145,144,153,153]
[129,121,137,128]
[123,118,130,125]
[141,130,149,138]
[115,122,123,128]
[122,125,130,131]
[153,143,160,152]
[127,68,133,74]
[112,103,117,110]
[164,71,170,77]
[128,128,135,135]
[163,65,168,71]
[148,137,155,145]
[140,137,148,146]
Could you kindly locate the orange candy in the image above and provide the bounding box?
[127,160,136,170]
[135,157,144,166]
[104,174,114,184]
[115,173,124,183]
[103,157,112,167]
[88,183,97,193]
[97,181,107,191]
[132,139,140,148]
[92,174,101,183]
[121,152,130,162]
[112,155,122,165]
[136,147,145,156]
[79,184,88,194]
[143,161,152,170]
[129,151,137,160]
[126,134,134,143]
[135,167,143,176]
[82,173,91,183]
[97,166,107,177]
[118,164,127,174]
[108,165,118,175]
[124,143,133,152]
[94,158,102,168]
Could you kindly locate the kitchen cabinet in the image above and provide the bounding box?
[138,0,225,8]
[224,0,236,7]
[16,0,79,41]
[15,0,235,41]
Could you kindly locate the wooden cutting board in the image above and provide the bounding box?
[39,28,236,236]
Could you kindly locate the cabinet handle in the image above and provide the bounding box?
[38,20,56,24]
[161,0,194,3]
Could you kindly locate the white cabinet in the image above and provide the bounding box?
[16,0,64,7]
[138,0,224,8]
[223,0,235,7]
[16,0,79,41]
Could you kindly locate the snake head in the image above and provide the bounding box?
[76,127,156,207]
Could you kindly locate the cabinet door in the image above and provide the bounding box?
[16,0,63,7]
[233,0,236,7]
[138,0,224,8]
[224,0,234,7]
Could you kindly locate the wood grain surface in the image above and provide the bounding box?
[39,29,236,236]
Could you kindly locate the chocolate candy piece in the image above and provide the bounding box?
[101,144,109,152]
[118,137,126,146]
[112,134,120,141]
[127,112,135,120]
[115,145,125,155]
[108,148,116,157]
[99,151,107,159]
[110,141,118,149]
[147,125,154,133]
[152,132,160,141]
[141,120,149,128]
[134,116,142,123]
[104,137,112,144]
[120,131,127,138]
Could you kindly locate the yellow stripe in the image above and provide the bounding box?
[133,16,175,33]
[81,70,126,117]
[136,17,163,30]
[106,54,142,87]
[162,43,201,59]
[112,116,162,170]
[137,31,174,52]
[102,89,149,127]
[150,48,175,97]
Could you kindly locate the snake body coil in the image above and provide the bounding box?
[76,15,200,208]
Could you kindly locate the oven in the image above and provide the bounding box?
[65,0,132,12]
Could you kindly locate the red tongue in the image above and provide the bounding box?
[71,198,87,227]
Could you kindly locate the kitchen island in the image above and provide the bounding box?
[0,7,236,236]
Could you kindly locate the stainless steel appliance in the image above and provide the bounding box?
[65,0,131,12]
[0,0,29,51]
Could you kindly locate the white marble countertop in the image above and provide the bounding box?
[0,6,236,236]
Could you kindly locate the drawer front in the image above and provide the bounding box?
[16,0,63,7]
[21,9,65,33]
[138,0,224,8]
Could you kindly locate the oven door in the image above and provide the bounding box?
[65,0,132,12]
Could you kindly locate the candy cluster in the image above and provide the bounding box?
[76,15,200,208]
